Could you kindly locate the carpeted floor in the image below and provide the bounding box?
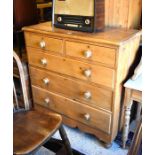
[35,125,128,155]
[55,126,128,155]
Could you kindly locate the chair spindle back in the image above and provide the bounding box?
[13,51,30,112]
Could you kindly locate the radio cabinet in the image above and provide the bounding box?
[54,0,105,32]
[23,22,141,145]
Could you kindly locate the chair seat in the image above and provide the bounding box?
[13,110,62,155]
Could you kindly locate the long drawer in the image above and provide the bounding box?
[25,32,63,54]
[65,41,116,67]
[27,47,115,89]
[30,67,113,111]
[32,86,112,134]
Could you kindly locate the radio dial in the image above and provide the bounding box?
[57,16,62,22]
[85,19,91,25]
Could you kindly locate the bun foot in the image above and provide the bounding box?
[100,141,112,148]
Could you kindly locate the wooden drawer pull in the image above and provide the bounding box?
[84,113,91,121]
[84,50,92,58]
[83,69,91,77]
[84,91,92,99]
[40,58,47,66]
[44,98,50,106]
[39,40,46,48]
[43,78,50,85]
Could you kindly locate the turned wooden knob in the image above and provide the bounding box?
[83,69,91,77]
[43,78,49,85]
[84,113,91,121]
[84,91,91,99]
[44,98,50,106]
[84,50,92,58]
[40,40,46,48]
[40,58,47,66]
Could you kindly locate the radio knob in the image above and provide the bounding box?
[57,16,62,22]
[85,19,91,25]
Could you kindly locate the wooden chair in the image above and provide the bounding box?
[13,51,73,155]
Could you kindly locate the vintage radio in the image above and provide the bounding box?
[53,0,105,32]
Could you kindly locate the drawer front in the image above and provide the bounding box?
[30,67,113,111]
[27,48,115,89]
[65,41,116,67]
[32,86,112,134]
[25,32,63,54]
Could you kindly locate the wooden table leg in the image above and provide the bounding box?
[122,101,133,148]
[122,88,133,149]
[136,103,142,122]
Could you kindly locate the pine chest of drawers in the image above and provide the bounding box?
[23,22,141,145]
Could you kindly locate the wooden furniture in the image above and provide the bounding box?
[122,75,142,148]
[104,0,142,29]
[13,51,73,155]
[23,22,141,146]
[13,0,38,31]
[37,1,52,22]
[128,117,142,155]
[13,0,38,58]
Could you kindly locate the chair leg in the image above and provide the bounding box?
[59,125,73,155]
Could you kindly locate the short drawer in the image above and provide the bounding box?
[65,41,116,67]
[30,67,113,111]
[32,86,112,134]
[25,32,63,54]
[27,48,115,89]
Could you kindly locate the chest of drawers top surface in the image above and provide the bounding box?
[23,22,141,46]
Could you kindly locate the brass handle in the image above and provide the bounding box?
[44,98,50,106]
[43,78,49,85]
[40,58,47,66]
[40,40,46,48]
[83,69,91,77]
[84,50,92,58]
[84,113,90,121]
[84,91,91,99]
